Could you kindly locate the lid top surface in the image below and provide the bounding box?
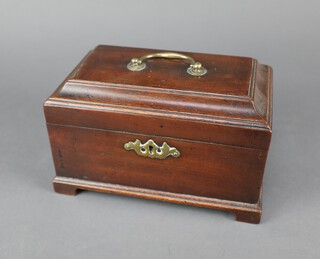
[70,45,254,97]
[48,45,272,134]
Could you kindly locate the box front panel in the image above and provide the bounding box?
[47,124,267,204]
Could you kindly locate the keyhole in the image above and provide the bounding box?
[149,145,153,153]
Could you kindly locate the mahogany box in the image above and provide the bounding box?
[44,45,273,224]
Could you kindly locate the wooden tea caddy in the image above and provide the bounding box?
[44,45,272,224]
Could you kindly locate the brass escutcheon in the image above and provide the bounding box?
[124,139,180,159]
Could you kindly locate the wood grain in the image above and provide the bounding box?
[48,124,267,204]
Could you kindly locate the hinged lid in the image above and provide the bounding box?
[44,45,272,150]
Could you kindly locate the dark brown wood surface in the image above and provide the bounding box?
[44,45,273,223]
[52,176,262,224]
[72,45,254,96]
[48,124,268,204]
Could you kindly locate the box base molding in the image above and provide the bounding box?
[53,176,262,224]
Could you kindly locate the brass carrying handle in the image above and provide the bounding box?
[127,52,207,76]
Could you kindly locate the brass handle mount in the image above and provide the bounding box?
[127,52,207,76]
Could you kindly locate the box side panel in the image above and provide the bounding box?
[252,63,273,127]
[47,124,268,204]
